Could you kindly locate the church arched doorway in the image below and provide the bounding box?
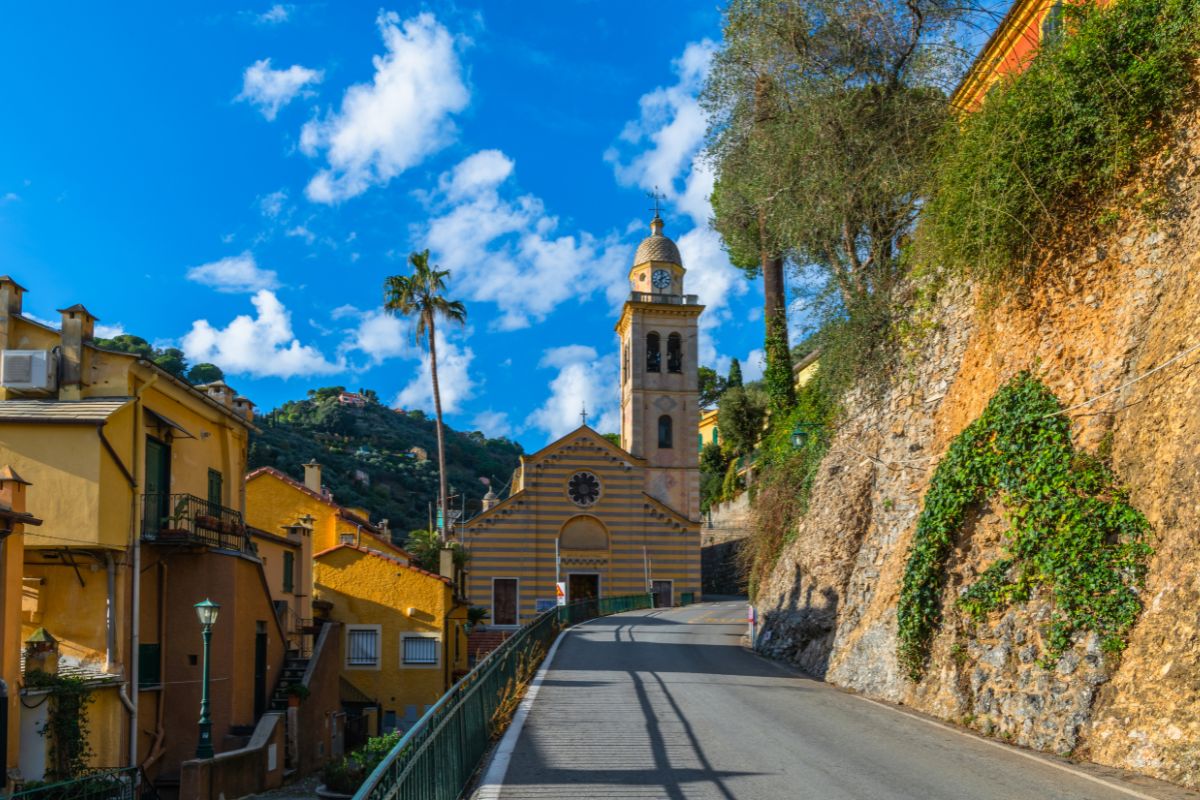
[559,515,609,603]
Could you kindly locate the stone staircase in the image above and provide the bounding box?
[269,653,310,712]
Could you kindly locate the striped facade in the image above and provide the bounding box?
[463,428,700,625]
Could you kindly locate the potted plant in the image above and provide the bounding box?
[159,497,191,539]
[286,682,310,707]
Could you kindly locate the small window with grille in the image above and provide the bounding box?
[402,635,439,666]
[346,626,381,669]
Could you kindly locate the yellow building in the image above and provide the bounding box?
[246,463,402,558]
[464,215,702,618]
[1,468,41,793]
[698,408,720,453]
[0,277,309,789]
[793,350,820,390]
[313,544,467,733]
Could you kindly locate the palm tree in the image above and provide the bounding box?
[384,250,466,542]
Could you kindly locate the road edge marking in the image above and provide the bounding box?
[746,648,1171,800]
[472,614,610,799]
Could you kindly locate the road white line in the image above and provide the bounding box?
[748,649,1172,800]
[472,615,610,800]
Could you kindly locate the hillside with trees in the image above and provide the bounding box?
[249,387,523,537]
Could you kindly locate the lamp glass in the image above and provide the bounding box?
[194,598,221,626]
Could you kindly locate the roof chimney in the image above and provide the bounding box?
[57,304,97,401]
[0,466,31,516]
[303,460,323,494]
[0,277,26,353]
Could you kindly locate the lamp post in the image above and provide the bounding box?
[194,598,221,759]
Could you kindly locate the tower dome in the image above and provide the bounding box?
[633,215,682,267]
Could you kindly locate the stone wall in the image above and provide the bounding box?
[753,112,1200,785]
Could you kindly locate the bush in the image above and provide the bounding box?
[320,731,402,794]
[923,0,1200,283]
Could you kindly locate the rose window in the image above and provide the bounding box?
[567,471,601,507]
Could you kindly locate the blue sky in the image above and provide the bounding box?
[0,2,779,450]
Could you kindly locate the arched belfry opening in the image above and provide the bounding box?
[667,333,682,373]
[646,332,661,373]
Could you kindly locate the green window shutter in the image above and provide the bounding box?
[138,643,161,688]
[207,469,223,509]
[283,551,295,593]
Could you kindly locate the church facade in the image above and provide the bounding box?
[462,215,703,623]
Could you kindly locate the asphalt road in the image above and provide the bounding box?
[493,600,1195,800]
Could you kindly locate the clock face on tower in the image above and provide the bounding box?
[651,269,672,289]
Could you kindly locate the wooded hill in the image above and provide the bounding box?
[248,387,523,537]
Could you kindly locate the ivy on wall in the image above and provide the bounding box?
[897,372,1152,681]
[24,671,95,779]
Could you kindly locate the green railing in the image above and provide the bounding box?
[6,768,138,800]
[354,593,653,800]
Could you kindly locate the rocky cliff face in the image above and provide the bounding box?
[754,113,1200,786]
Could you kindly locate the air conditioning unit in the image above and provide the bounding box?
[1,350,57,391]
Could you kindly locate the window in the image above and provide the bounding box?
[493,578,518,626]
[282,550,295,593]
[207,468,223,510]
[667,333,682,373]
[138,643,162,688]
[402,635,439,666]
[346,626,381,668]
[1041,0,1064,43]
[658,415,673,449]
[646,332,661,373]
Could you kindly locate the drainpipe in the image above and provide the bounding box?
[127,373,156,772]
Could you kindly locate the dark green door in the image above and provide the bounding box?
[254,622,268,718]
[145,437,170,531]
[207,469,223,512]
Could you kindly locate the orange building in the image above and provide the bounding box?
[952,0,1075,111]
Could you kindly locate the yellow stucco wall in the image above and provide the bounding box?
[248,473,345,554]
[314,547,458,725]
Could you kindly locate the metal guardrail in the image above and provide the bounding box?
[355,594,653,800]
[6,767,138,800]
[141,493,250,551]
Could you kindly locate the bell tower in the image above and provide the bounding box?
[616,213,704,522]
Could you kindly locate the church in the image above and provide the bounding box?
[462,213,703,624]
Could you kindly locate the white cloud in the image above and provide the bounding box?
[301,11,469,203]
[525,345,620,439]
[257,4,292,24]
[94,323,125,339]
[2,192,19,202]
[393,328,475,414]
[259,189,288,219]
[237,58,323,121]
[422,150,631,330]
[714,348,766,384]
[186,251,280,293]
[182,290,342,378]
[286,224,316,244]
[472,409,512,439]
[340,307,412,365]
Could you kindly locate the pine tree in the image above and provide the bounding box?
[728,358,744,388]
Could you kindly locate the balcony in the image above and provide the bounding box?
[628,291,700,305]
[142,492,250,551]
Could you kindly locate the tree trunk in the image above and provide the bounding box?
[760,212,796,411]
[428,314,450,543]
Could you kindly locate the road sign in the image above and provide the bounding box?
[556,582,567,606]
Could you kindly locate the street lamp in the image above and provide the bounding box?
[194,598,221,759]
[791,422,821,450]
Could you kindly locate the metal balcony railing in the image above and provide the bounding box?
[141,493,250,551]
[628,291,700,305]
[8,767,139,800]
